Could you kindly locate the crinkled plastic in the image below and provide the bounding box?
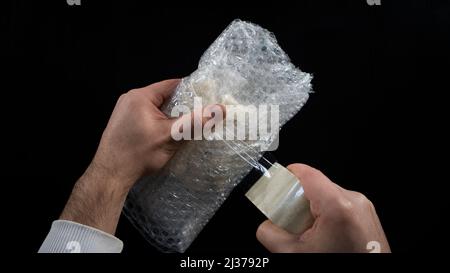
[123,19,312,253]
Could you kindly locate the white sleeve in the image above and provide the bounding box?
[38,220,123,253]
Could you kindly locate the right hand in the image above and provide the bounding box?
[256,164,391,253]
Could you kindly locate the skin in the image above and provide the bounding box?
[60,79,390,252]
[256,164,391,253]
[60,79,224,234]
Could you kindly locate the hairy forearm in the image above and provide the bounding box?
[60,160,133,235]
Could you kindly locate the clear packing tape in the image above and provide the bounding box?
[124,19,313,252]
[246,163,315,234]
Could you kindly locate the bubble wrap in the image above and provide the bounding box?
[123,19,312,253]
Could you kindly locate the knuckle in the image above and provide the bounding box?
[349,191,373,209]
[117,93,127,103]
[119,90,144,108]
[325,195,356,223]
[324,190,374,225]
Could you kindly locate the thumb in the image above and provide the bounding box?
[256,220,298,253]
[169,104,226,141]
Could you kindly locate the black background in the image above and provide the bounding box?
[3,0,449,257]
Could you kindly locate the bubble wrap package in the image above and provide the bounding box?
[124,19,312,252]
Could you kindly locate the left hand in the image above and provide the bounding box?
[60,79,224,234]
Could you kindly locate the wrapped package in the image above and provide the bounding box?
[123,19,312,252]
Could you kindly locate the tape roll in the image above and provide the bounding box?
[246,163,314,234]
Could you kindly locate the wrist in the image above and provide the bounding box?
[59,159,135,235]
[85,159,136,196]
[91,147,144,190]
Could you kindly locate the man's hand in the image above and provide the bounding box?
[60,79,224,235]
[90,79,184,189]
[256,164,391,253]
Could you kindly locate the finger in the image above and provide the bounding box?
[286,163,340,204]
[256,220,298,253]
[138,79,181,107]
[169,104,226,141]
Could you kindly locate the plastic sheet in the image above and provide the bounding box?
[123,19,312,252]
